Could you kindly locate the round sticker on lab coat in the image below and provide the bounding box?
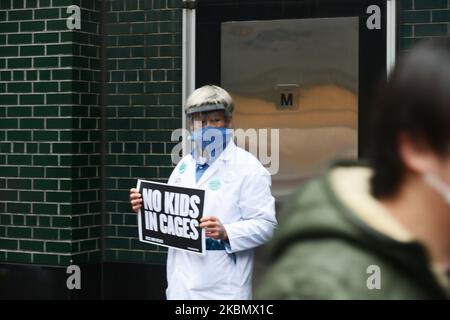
[208,178,221,191]
[179,162,187,174]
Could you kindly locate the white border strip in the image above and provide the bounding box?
[386,0,397,76]
[182,2,196,157]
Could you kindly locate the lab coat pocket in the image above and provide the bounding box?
[220,171,239,199]
[192,251,235,290]
[222,171,236,184]
[167,266,191,299]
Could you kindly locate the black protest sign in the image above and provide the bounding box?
[137,179,205,254]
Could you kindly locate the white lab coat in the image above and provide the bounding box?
[165,140,277,300]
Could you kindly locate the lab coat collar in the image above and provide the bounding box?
[194,139,235,187]
[217,138,235,162]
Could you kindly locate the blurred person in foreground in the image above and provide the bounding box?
[256,39,450,299]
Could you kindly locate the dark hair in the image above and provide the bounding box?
[368,39,450,198]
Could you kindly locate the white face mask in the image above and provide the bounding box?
[424,173,450,205]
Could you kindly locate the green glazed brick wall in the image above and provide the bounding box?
[68,0,102,265]
[104,0,182,264]
[0,0,102,266]
[399,0,450,51]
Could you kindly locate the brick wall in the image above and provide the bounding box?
[69,0,102,265]
[399,0,450,51]
[104,0,182,264]
[0,0,102,266]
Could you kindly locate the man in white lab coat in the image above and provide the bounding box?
[130,85,277,300]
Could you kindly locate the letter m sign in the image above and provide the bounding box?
[275,84,299,110]
[281,93,293,107]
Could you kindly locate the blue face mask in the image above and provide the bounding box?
[190,126,232,164]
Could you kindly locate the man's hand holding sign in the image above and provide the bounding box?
[199,216,228,241]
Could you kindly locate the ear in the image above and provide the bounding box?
[398,132,440,174]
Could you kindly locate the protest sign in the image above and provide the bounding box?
[137,179,206,254]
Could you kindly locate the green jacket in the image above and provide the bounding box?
[255,161,449,299]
